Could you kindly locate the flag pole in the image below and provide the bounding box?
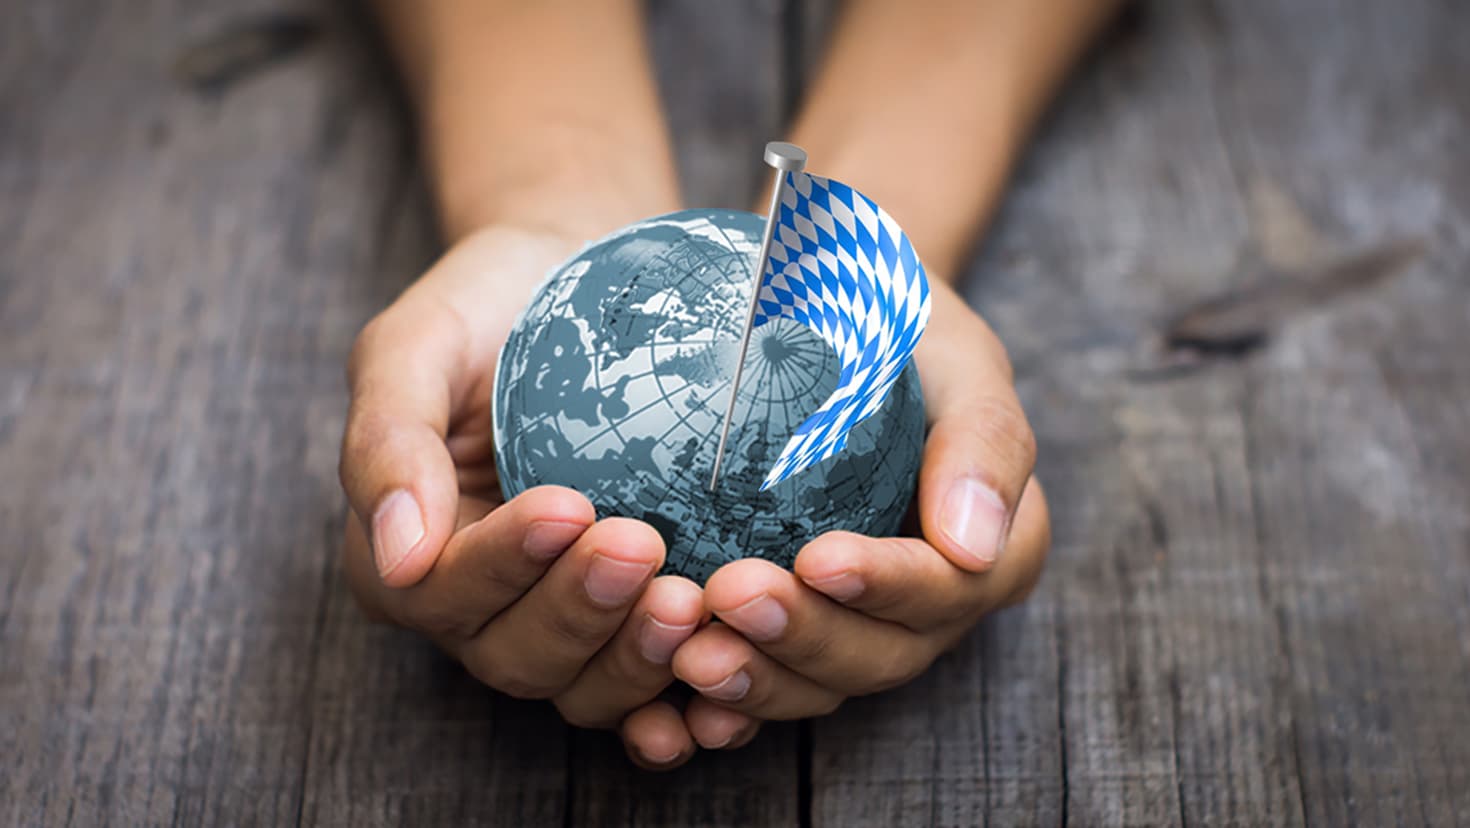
[709,141,808,492]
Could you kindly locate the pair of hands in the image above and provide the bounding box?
[338,223,1049,769]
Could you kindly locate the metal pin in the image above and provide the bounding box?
[709,141,808,491]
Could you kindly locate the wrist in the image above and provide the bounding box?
[434,146,680,246]
[407,6,683,244]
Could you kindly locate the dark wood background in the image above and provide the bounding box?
[4,0,1468,825]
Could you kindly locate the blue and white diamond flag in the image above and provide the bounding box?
[752,170,931,490]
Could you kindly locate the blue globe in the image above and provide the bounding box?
[493,209,925,583]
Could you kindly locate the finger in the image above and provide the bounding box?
[553,576,704,729]
[341,518,392,624]
[342,493,494,625]
[914,285,1038,573]
[347,486,596,639]
[457,518,664,698]
[620,701,696,770]
[684,696,762,750]
[994,477,1050,607]
[339,299,467,587]
[703,559,932,696]
[792,480,1050,630]
[672,624,845,720]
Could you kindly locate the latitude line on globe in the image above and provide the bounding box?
[569,377,695,455]
[653,383,727,452]
[516,353,672,436]
[708,220,749,273]
[709,141,807,492]
[643,383,731,534]
[646,360,726,452]
[581,341,637,456]
[515,345,676,437]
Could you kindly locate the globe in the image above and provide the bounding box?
[492,209,925,583]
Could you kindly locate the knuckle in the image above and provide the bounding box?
[553,697,617,730]
[998,483,1050,610]
[976,325,1016,384]
[498,675,556,700]
[338,408,392,488]
[1002,575,1041,609]
[942,297,1013,380]
[1001,554,1047,609]
[965,398,1038,479]
[345,582,392,625]
[958,316,1017,388]
[812,693,845,718]
[854,539,926,617]
[935,621,979,655]
[340,531,392,624]
[404,603,476,641]
[471,567,531,608]
[739,671,776,710]
[865,647,927,694]
[547,610,616,651]
[789,630,834,667]
[342,406,394,453]
[463,650,557,699]
[608,638,657,687]
[346,313,392,387]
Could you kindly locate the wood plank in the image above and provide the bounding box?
[799,0,1470,823]
[289,5,573,827]
[0,1,399,823]
[1031,6,1310,824]
[1203,2,1470,822]
[569,723,802,828]
[805,2,1283,824]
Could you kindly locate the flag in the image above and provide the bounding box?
[751,170,932,490]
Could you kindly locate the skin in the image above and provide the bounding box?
[344,0,1117,770]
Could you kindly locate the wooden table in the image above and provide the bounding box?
[4,1,1468,824]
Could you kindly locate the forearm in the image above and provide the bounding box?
[372,0,681,243]
[788,0,1119,279]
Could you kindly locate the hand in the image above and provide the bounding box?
[338,224,707,765]
[665,282,1049,751]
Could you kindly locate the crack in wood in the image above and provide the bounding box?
[173,14,321,96]
[1163,239,1425,359]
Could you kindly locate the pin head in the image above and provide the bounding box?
[764,141,808,172]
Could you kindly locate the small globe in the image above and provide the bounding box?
[493,209,925,583]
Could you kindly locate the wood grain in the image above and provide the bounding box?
[3,0,1469,826]
[1206,1,1470,822]
[810,0,1470,825]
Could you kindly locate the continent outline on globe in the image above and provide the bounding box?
[493,209,925,583]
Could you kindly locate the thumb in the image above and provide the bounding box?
[914,289,1037,573]
[338,301,465,588]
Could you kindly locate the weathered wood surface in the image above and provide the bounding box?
[2,0,1468,825]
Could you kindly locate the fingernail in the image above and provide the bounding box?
[721,593,788,642]
[638,746,685,765]
[716,721,759,750]
[523,520,585,561]
[940,478,1008,567]
[639,614,696,665]
[803,571,865,602]
[584,554,655,608]
[371,489,424,578]
[692,671,751,702]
